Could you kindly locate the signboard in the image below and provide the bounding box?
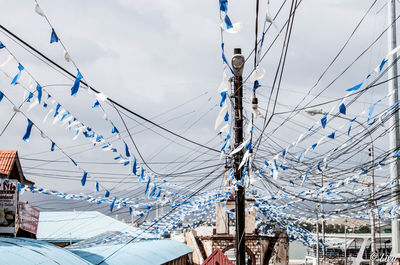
[0,179,17,234]
[20,203,40,234]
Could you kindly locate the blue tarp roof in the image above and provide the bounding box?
[37,211,157,242]
[71,239,193,265]
[0,237,91,265]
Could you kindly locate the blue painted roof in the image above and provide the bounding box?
[37,211,157,242]
[71,239,193,265]
[0,237,91,265]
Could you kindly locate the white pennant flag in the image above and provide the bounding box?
[34,2,45,16]
[27,98,39,112]
[64,50,72,62]
[95,92,107,102]
[62,116,74,126]
[43,108,54,123]
[219,124,229,135]
[249,67,266,82]
[230,137,250,156]
[214,103,228,131]
[239,150,251,169]
[0,54,13,68]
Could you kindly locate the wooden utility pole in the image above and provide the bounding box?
[232,48,246,265]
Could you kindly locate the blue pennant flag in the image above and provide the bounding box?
[61,112,69,121]
[110,197,116,212]
[265,161,269,167]
[139,168,145,183]
[125,143,131,157]
[51,142,55,151]
[26,92,34,103]
[112,125,119,134]
[11,63,24,85]
[96,182,99,192]
[71,70,83,96]
[70,158,78,167]
[321,114,328,128]
[328,131,335,139]
[50,28,59,43]
[379,58,388,72]
[36,84,42,104]
[129,207,132,215]
[346,81,364,92]
[105,190,110,198]
[282,149,286,157]
[219,0,228,12]
[221,133,230,152]
[220,91,227,107]
[394,149,400,158]
[145,178,151,195]
[22,119,34,142]
[348,117,356,136]
[92,100,100,108]
[54,104,61,117]
[368,100,382,125]
[339,103,346,115]
[253,80,261,90]
[132,157,137,175]
[246,139,252,151]
[312,143,317,150]
[81,172,87,186]
[224,14,233,29]
[224,112,229,121]
[221,43,234,74]
[156,188,162,199]
[297,152,303,162]
[0,41,5,49]
[0,91,3,103]
[150,185,157,197]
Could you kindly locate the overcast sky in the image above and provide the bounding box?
[0,0,396,216]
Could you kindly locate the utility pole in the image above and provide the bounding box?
[316,206,320,265]
[387,0,400,257]
[232,48,246,265]
[344,219,347,265]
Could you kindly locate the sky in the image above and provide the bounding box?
[0,0,397,220]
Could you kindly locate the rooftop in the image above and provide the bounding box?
[37,211,158,242]
[71,239,193,265]
[0,150,34,185]
[0,237,90,265]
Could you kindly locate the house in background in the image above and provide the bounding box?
[0,150,37,238]
[202,248,233,265]
[0,150,34,186]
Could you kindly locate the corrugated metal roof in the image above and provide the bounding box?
[37,211,157,242]
[0,150,16,176]
[71,239,193,265]
[0,237,91,265]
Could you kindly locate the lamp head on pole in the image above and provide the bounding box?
[232,48,245,77]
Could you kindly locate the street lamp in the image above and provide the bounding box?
[305,109,377,264]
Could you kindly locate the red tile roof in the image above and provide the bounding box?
[203,248,234,265]
[0,150,17,176]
